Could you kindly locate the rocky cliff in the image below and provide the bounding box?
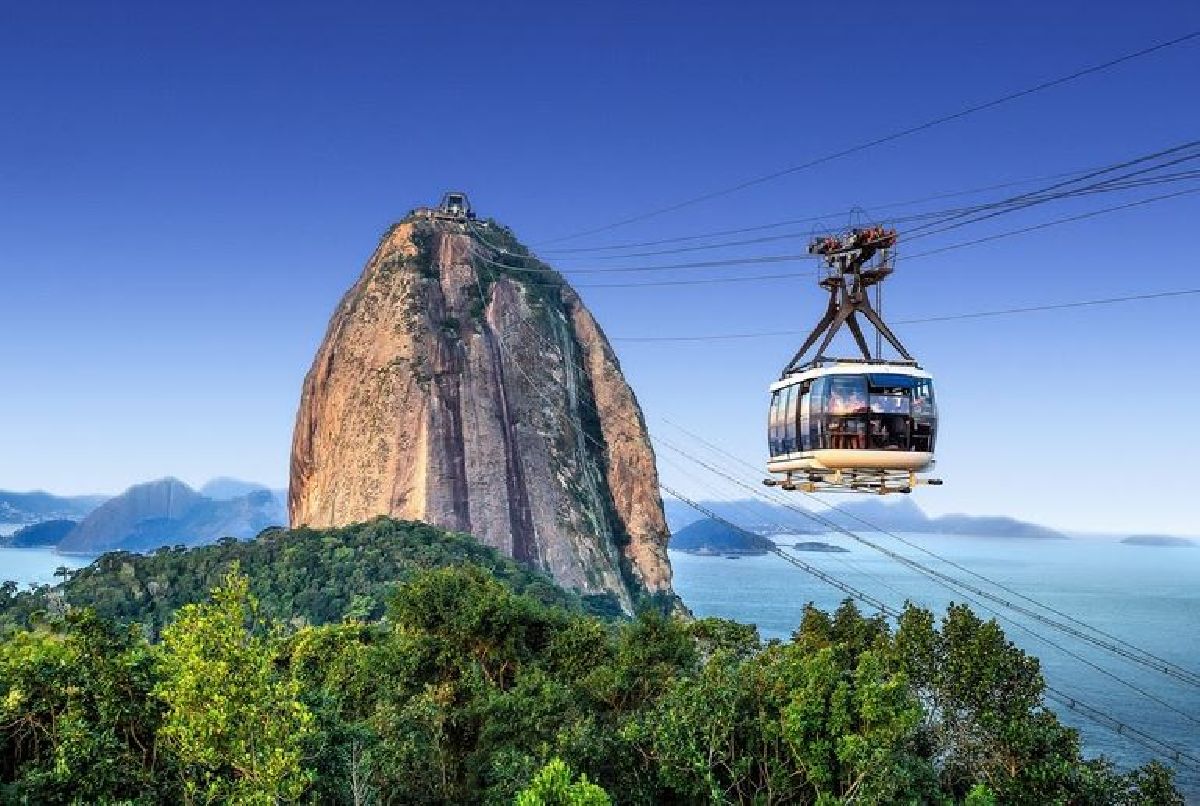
[289,212,674,612]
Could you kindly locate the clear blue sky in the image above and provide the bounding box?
[2,0,1198,534]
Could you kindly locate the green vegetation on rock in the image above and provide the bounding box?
[0,518,614,636]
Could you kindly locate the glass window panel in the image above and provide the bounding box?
[911,379,936,452]
[784,385,798,452]
[810,378,827,447]
[799,385,811,451]
[867,374,917,390]
[912,379,936,417]
[768,390,780,454]
[870,394,911,415]
[825,375,869,415]
[812,377,829,414]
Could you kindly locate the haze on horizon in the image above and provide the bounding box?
[2,0,1199,535]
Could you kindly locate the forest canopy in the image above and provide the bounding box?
[0,518,1183,804]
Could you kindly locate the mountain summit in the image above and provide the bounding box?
[289,203,674,611]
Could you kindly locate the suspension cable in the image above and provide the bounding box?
[540,30,1200,244]
[660,482,1200,772]
[654,433,1200,690]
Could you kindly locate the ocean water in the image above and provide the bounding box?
[672,534,1200,801]
[0,546,91,588]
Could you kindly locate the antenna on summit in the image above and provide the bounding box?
[412,191,478,224]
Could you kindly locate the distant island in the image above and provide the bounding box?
[792,541,850,553]
[667,521,851,556]
[670,517,773,556]
[1121,534,1196,548]
[665,497,1067,540]
[0,519,77,548]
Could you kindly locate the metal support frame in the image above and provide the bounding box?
[782,230,915,376]
[764,468,943,495]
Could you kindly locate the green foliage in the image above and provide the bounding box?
[0,519,1185,804]
[155,571,313,803]
[965,783,997,805]
[409,226,439,278]
[0,517,603,636]
[516,757,611,805]
[469,221,569,315]
[0,610,169,802]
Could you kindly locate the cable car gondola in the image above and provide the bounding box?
[766,226,942,494]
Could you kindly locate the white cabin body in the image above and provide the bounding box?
[767,361,936,477]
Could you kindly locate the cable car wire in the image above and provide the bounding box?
[611,287,1200,342]
[555,169,1200,262]
[571,184,1200,288]
[469,238,816,276]
[539,30,1200,244]
[661,484,896,616]
[658,451,917,605]
[903,184,1200,261]
[657,439,1200,728]
[471,176,1200,287]
[655,428,1200,690]
[484,165,1200,270]
[902,144,1200,242]
[1041,688,1200,770]
[538,167,1109,255]
[546,160,1200,262]
[660,483,1200,771]
[544,169,1200,265]
[664,424,1200,687]
[468,235,813,288]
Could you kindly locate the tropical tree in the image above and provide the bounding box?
[516,757,611,805]
[155,570,313,804]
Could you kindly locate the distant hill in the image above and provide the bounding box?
[665,497,1066,540]
[670,517,774,555]
[664,498,821,535]
[0,490,108,524]
[200,477,270,500]
[1121,534,1196,548]
[1,519,77,547]
[56,478,285,554]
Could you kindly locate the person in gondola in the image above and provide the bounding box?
[846,388,868,414]
[870,418,889,450]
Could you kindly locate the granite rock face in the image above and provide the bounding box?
[289,215,674,611]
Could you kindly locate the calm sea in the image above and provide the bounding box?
[1,537,1196,800]
[0,545,92,588]
[672,535,1200,802]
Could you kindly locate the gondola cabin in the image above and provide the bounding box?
[767,225,942,494]
[767,361,938,493]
